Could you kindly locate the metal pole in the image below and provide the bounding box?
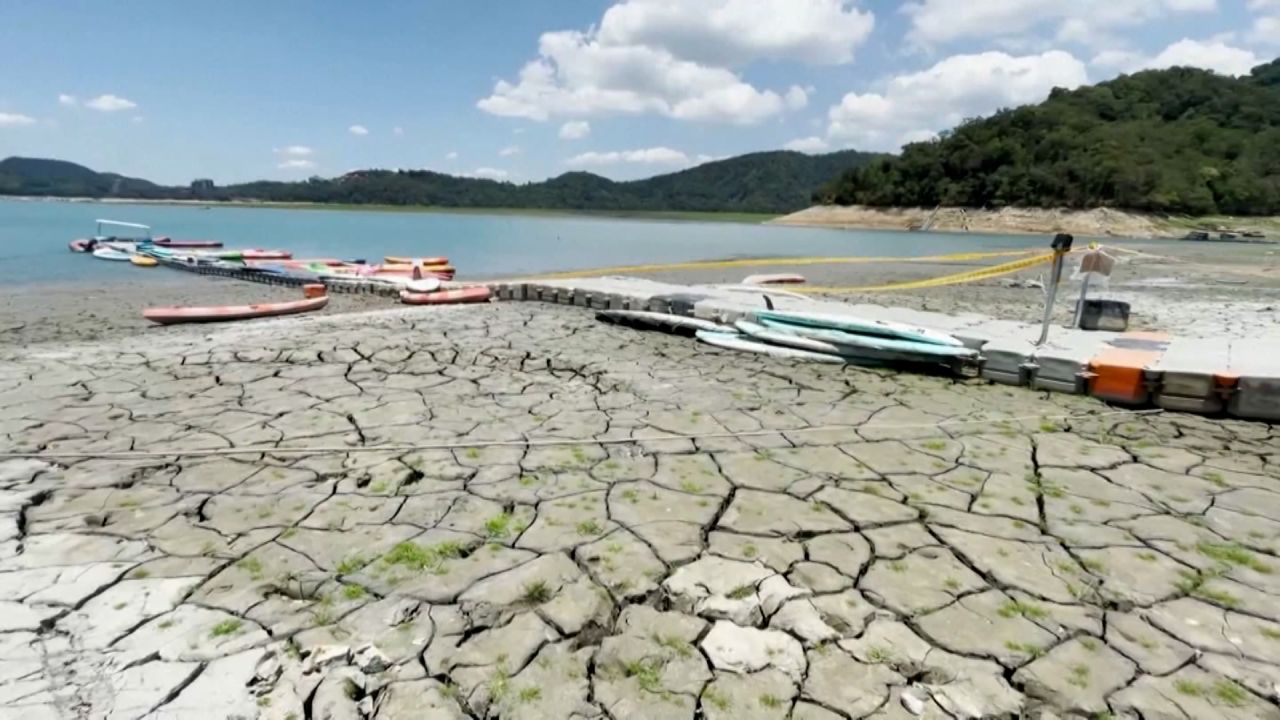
[1036,234,1075,347]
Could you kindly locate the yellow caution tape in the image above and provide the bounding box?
[792,251,1057,293]
[530,248,1040,280]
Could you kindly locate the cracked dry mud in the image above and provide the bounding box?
[1,303,1279,720]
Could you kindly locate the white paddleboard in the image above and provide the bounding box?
[696,330,845,363]
[756,318,976,359]
[91,247,133,261]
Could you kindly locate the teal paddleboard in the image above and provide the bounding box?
[756,318,975,359]
[753,309,963,347]
[733,321,892,366]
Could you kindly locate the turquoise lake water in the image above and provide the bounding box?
[0,199,1053,286]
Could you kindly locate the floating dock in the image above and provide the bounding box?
[484,276,1280,423]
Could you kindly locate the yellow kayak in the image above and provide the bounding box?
[131,255,158,267]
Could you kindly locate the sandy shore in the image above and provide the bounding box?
[773,205,1280,240]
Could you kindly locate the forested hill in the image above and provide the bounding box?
[0,157,159,197]
[821,59,1280,216]
[0,149,879,214]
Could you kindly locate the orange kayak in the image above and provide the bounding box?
[144,296,329,325]
[399,287,491,305]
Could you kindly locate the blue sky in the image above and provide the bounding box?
[0,0,1274,184]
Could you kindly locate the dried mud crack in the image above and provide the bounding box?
[0,303,1277,719]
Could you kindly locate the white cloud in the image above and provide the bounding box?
[472,167,510,180]
[595,0,874,66]
[0,112,36,127]
[84,94,138,112]
[784,136,831,153]
[905,0,1216,47]
[565,147,691,167]
[479,34,791,124]
[393,126,404,136]
[131,115,144,123]
[348,124,369,136]
[274,146,317,169]
[1092,38,1260,76]
[1244,2,1280,47]
[559,120,592,140]
[58,94,77,107]
[446,151,459,160]
[785,86,809,110]
[825,50,1089,151]
[1249,15,1280,46]
[499,145,522,157]
[477,0,866,125]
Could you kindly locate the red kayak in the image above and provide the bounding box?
[154,237,224,249]
[144,296,329,325]
[399,287,491,305]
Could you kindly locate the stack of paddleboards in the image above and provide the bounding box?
[697,309,976,367]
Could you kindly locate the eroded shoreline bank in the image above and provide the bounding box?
[772,205,1280,240]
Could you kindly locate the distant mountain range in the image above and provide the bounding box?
[0,157,160,198]
[0,150,881,215]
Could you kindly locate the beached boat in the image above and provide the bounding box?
[399,287,491,305]
[143,296,329,325]
[72,219,152,254]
